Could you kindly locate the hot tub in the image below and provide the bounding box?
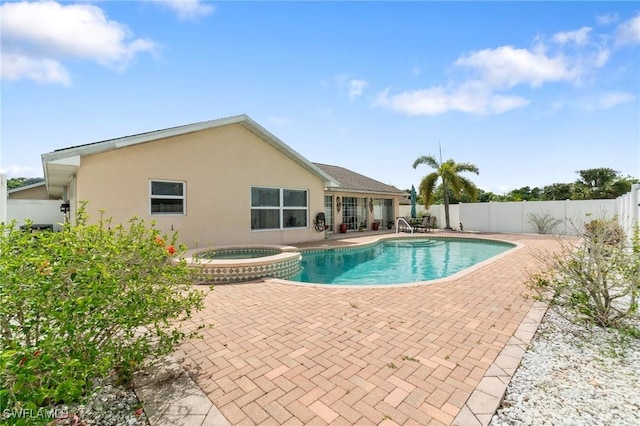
[183,245,302,284]
[197,247,282,260]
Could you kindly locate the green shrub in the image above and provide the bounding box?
[527,211,563,234]
[0,205,209,419]
[528,218,638,328]
[584,218,625,246]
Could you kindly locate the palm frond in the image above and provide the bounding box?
[412,155,439,170]
[454,162,480,174]
[419,173,439,208]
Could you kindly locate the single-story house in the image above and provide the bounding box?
[41,115,405,248]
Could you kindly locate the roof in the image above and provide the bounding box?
[7,181,46,194]
[313,163,405,196]
[41,115,339,197]
[399,194,412,205]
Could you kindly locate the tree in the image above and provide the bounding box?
[541,182,574,200]
[505,186,541,201]
[609,175,639,198]
[495,167,637,202]
[412,155,479,229]
[573,167,620,199]
[431,184,485,204]
[477,189,503,202]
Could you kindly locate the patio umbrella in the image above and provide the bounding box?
[410,185,417,218]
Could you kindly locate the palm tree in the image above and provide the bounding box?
[412,155,479,229]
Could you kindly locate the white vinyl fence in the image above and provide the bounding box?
[6,199,66,231]
[616,184,640,242]
[400,186,639,240]
[458,199,617,235]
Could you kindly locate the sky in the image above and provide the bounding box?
[1,1,639,195]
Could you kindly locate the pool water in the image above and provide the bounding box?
[292,238,513,285]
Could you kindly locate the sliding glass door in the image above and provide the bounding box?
[343,197,367,230]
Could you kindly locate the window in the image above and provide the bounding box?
[150,180,185,214]
[251,187,308,230]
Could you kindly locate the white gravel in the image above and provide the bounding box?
[492,306,640,426]
[52,374,148,426]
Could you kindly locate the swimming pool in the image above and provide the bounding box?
[292,237,515,285]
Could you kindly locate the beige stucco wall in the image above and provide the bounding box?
[74,124,327,248]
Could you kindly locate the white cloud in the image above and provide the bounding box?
[594,91,636,109]
[0,1,157,84]
[162,0,215,21]
[591,48,610,68]
[0,164,42,178]
[376,16,635,117]
[615,13,640,46]
[1,53,70,85]
[596,13,619,26]
[334,74,368,100]
[454,45,580,88]
[348,79,368,100]
[490,94,531,113]
[374,82,530,116]
[552,27,592,45]
[375,43,581,116]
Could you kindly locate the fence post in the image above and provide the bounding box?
[1,174,7,225]
[631,184,639,242]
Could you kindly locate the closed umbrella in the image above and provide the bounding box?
[410,185,417,218]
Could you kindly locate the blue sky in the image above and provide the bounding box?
[1,1,639,194]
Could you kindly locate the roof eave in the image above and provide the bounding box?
[41,114,341,193]
[324,187,405,196]
[7,181,46,194]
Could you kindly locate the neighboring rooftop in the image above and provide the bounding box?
[313,163,405,195]
[7,181,46,194]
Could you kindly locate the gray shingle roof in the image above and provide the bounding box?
[313,163,404,195]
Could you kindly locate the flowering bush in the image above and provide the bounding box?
[0,204,209,419]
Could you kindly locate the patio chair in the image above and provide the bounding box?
[415,216,430,233]
[426,216,437,232]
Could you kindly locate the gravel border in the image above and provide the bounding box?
[50,374,149,426]
[492,306,640,425]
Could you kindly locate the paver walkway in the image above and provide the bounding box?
[177,233,562,425]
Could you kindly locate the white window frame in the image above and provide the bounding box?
[251,186,308,231]
[149,180,186,215]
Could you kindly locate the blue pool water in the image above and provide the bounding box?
[292,238,514,285]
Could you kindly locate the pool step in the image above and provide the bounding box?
[386,240,441,248]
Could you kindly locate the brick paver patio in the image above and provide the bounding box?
[177,233,562,425]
